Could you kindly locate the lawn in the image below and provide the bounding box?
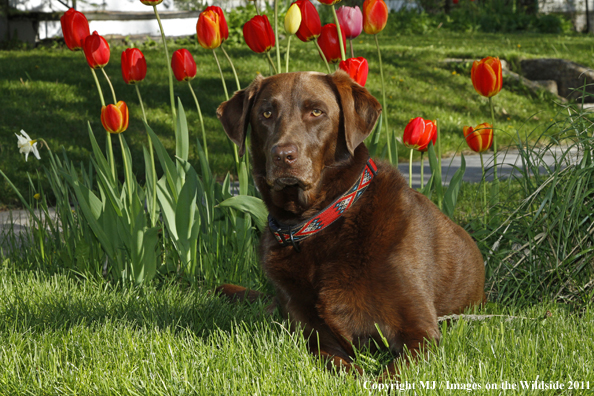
[2,30,593,206]
[0,263,592,395]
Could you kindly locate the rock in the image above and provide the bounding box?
[521,58,594,101]
[533,80,559,95]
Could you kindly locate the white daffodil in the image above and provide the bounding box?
[15,130,41,162]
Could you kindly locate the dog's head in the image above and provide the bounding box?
[217,71,381,217]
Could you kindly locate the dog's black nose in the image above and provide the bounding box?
[272,143,299,167]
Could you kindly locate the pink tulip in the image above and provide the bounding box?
[335,6,363,40]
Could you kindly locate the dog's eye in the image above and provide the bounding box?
[263,111,272,119]
[311,109,323,117]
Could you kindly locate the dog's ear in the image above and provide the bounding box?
[216,75,263,156]
[329,70,383,156]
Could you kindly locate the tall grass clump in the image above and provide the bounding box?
[477,97,594,304]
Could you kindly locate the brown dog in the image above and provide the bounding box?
[216,71,485,379]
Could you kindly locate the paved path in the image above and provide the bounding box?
[1,147,580,240]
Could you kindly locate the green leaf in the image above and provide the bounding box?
[87,123,115,187]
[218,195,268,232]
[145,121,179,200]
[176,98,189,163]
[443,153,466,218]
[427,142,442,199]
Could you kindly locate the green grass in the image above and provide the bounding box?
[0,262,592,395]
[2,30,594,206]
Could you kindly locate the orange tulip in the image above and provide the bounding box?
[463,123,493,153]
[471,56,503,98]
[197,8,223,49]
[362,0,388,35]
[101,101,129,134]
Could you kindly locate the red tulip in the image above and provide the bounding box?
[403,117,437,152]
[171,49,197,82]
[243,15,275,54]
[362,0,389,35]
[60,8,90,51]
[336,6,363,40]
[463,123,493,153]
[121,48,147,85]
[471,56,503,98]
[101,101,129,134]
[339,57,369,86]
[293,0,321,42]
[83,31,110,69]
[140,0,163,5]
[453,0,459,3]
[317,24,347,64]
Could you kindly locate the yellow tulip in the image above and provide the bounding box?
[285,3,302,35]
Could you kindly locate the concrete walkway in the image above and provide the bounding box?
[0,147,580,240]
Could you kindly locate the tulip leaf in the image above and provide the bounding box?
[87,123,115,187]
[427,142,442,199]
[218,195,268,233]
[176,98,189,164]
[443,153,466,218]
[239,161,248,196]
[145,121,179,200]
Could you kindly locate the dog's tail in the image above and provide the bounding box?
[216,284,278,314]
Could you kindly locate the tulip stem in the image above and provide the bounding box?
[213,49,230,100]
[90,68,106,107]
[101,68,117,104]
[436,118,442,210]
[265,52,278,74]
[420,152,424,189]
[408,149,413,188]
[286,35,292,73]
[187,81,209,163]
[480,151,487,224]
[90,67,115,181]
[136,84,157,227]
[350,39,354,59]
[314,41,332,74]
[274,0,281,74]
[331,6,346,62]
[489,96,498,181]
[153,5,177,132]
[254,0,261,16]
[221,45,241,91]
[374,34,391,163]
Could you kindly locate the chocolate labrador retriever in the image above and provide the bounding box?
[216,70,485,379]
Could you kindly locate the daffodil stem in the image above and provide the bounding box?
[374,34,391,163]
[314,41,332,74]
[101,68,117,104]
[274,0,281,73]
[119,133,133,208]
[286,35,292,73]
[90,67,115,180]
[480,151,487,224]
[212,49,229,100]
[254,0,261,15]
[331,6,346,62]
[153,5,177,132]
[221,45,241,91]
[135,84,157,227]
[489,96,498,181]
[187,81,209,162]
[265,52,278,74]
[420,152,424,189]
[409,149,413,188]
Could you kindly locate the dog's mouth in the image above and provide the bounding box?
[270,177,308,192]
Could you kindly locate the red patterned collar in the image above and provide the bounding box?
[268,158,378,251]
